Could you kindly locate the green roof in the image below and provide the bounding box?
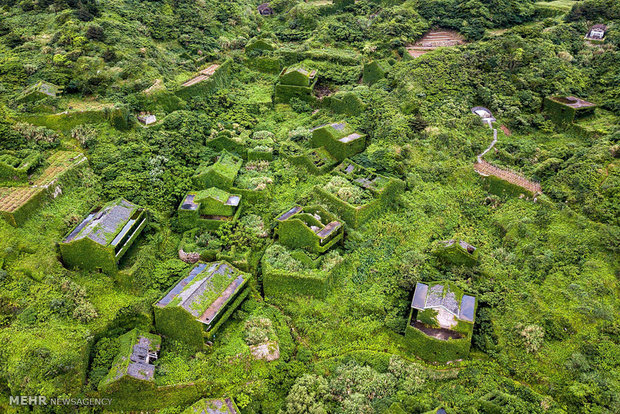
[182,397,240,414]
[63,198,145,247]
[99,329,161,388]
[156,261,248,326]
[195,151,242,181]
[196,187,233,204]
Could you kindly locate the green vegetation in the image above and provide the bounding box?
[0,0,618,413]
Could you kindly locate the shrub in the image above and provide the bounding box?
[252,130,275,140]
[289,97,312,113]
[73,302,98,323]
[13,122,59,148]
[517,324,545,353]
[324,176,369,205]
[264,244,303,273]
[244,316,276,346]
[71,124,97,148]
[85,25,104,41]
[285,374,329,414]
[289,127,311,145]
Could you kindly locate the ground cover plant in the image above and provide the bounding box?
[0,0,618,413]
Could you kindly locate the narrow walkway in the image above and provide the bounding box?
[474,160,542,195]
[474,121,542,195]
[406,30,466,58]
[477,128,497,162]
[182,64,220,87]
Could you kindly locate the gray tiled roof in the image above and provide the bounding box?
[127,336,158,381]
[426,284,459,316]
[411,283,476,322]
[459,295,476,322]
[72,199,137,246]
[159,262,246,325]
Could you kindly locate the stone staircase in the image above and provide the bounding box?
[407,30,465,57]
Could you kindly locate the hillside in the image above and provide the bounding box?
[0,0,618,413]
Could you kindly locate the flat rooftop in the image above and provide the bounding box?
[550,96,596,109]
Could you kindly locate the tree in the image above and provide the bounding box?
[285,374,329,414]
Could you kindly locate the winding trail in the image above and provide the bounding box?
[477,127,497,163]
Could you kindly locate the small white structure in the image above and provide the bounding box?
[586,24,607,40]
[471,106,496,127]
[138,113,157,125]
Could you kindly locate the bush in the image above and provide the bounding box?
[289,97,312,113]
[71,124,97,148]
[517,324,545,353]
[85,25,104,41]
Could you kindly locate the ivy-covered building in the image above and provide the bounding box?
[405,282,477,363]
[586,24,606,41]
[98,329,160,394]
[362,60,391,85]
[1,151,86,227]
[311,122,367,162]
[193,151,242,190]
[262,245,343,299]
[0,149,42,182]
[275,205,343,253]
[543,96,596,125]
[18,80,62,102]
[154,261,250,350]
[182,397,240,414]
[59,198,147,274]
[314,160,405,228]
[274,66,317,103]
[433,239,478,266]
[286,145,338,175]
[178,188,242,230]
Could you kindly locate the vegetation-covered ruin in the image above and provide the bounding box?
[0,0,618,413]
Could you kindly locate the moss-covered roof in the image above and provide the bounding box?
[411,282,476,323]
[156,261,248,326]
[99,329,161,387]
[195,151,242,181]
[195,188,239,205]
[182,397,240,414]
[20,80,62,98]
[63,198,144,246]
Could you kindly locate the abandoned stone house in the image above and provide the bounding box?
[404,282,477,362]
[178,188,242,230]
[18,81,62,102]
[137,113,157,125]
[275,205,344,253]
[434,239,479,266]
[182,397,240,414]
[154,261,250,350]
[471,106,496,126]
[192,151,242,190]
[310,122,367,162]
[98,329,161,392]
[543,96,597,125]
[274,66,318,103]
[410,283,476,335]
[59,198,148,274]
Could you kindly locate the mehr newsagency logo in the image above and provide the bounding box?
[10,395,112,406]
